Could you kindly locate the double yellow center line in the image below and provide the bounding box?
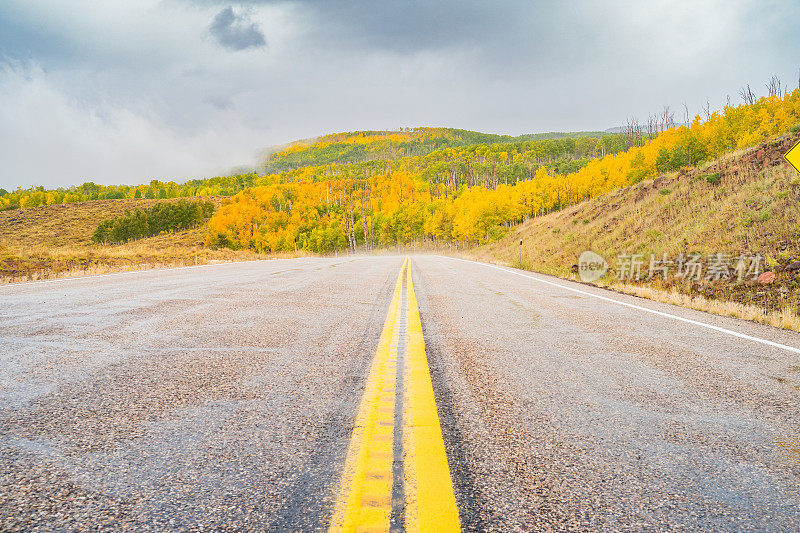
[329,259,460,532]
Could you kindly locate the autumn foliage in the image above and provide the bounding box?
[206,90,800,253]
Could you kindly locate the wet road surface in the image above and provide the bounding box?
[1,255,799,531]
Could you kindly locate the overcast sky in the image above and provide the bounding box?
[1,0,798,189]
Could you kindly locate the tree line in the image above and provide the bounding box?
[0,129,612,212]
[92,200,215,245]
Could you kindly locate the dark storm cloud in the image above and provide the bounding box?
[208,6,267,51]
[193,0,547,53]
[190,0,598,77]
[281,0,514,52]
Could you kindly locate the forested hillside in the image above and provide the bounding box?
[206,91,800,254]
[205,130,628,252]
[0,128,609,212]
[261,127,611,173]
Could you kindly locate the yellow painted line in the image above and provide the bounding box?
[329,259,407,533]
[403,264,460,532]
[330,258,459,532]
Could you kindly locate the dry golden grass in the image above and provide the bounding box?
[0,197,300,283]
[606,282,800,331]
[476,133,800,330]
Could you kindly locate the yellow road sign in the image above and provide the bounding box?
[784,139,800,174]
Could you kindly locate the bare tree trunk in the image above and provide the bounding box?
[348,185,356,253]
[739,84,756,105]
[765,75,782,97]
[368,177,375,249]
[360,178,369,251]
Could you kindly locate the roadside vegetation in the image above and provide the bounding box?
[477,133,800,330]
[92,200,214,245]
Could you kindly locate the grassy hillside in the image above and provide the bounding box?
[477,133,800,329]
[0,198,275,282]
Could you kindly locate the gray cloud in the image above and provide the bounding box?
[1,0,799,189]
[194,0,560,55]
[288,0,514,53]
[208,6,266,51]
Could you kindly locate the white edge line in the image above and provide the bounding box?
[439,255,800,356]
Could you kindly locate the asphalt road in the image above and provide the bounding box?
[1,255,799,531]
